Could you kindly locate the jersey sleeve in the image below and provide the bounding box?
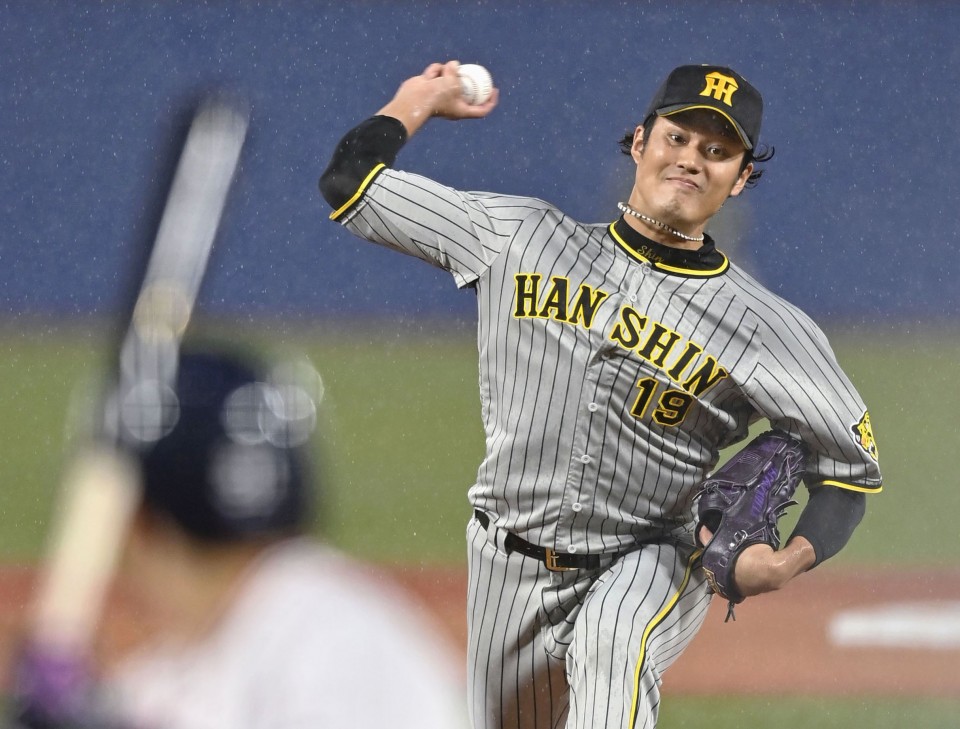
[744,307,882,493]
[331,167,528,288]
[319,116,529,288]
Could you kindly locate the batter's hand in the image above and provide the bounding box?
[698,526,815,597]
[377,61,499,136]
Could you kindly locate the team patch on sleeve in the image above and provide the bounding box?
[851,410,878,461]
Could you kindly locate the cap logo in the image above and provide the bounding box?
[699,71,739,107]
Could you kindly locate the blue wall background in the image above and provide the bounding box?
[2,0,957,325]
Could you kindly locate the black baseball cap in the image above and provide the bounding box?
[644,64,763,150]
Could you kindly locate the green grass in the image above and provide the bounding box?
[0,695,956,728]
[825,329,960,565]
[0,322,958,568]
[0,329,109,558]
[658,696,960,729]
[302,327,484,562]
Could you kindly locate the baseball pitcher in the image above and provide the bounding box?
[319,61,882,729]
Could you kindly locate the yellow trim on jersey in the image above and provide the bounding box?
[655,257,729,277]
[609,223,652,264]
[329,163,386,221]
[608,223,729,277]
[818,479,883,494]
[628,548,701,728]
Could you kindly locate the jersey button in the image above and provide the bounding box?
[572,502,583,512]
[579,454,592,465]
[587,402,599,412]
[567,545,579,554]
[629,293,638,302]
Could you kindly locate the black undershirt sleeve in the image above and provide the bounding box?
[788,486,866,568]
[319,115,408,210]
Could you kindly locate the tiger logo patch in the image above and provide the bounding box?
[852,411,878,461]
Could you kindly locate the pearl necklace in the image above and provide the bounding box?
[617,202,705,243]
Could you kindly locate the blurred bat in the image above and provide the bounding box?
[28,97,249,658]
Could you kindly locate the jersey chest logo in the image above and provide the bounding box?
[607,304,729,397]
[512,272,730,429]
[512,274,609,328]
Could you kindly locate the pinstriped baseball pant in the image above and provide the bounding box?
[466,516,711,729]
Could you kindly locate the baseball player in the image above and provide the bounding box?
[319,62,882,729]
[10,345,468,729]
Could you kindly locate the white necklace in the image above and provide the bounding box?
[617,202,705,243]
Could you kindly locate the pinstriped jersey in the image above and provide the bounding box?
[332,166,882,554]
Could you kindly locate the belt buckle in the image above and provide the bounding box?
[544,547,575,572]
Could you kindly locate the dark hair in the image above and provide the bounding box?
[618,114,775,188]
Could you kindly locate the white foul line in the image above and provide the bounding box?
[828,601,960,650]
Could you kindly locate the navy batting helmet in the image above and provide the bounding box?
[115,347,318,541]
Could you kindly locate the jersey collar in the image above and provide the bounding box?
[608,217,729,278]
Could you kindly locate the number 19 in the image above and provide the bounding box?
[629,377,694,427]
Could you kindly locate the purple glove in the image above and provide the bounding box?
[8,641,95,728]
[695,430,807,617]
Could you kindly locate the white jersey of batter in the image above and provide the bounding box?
[331,162,882,729]
[100,538,468,729]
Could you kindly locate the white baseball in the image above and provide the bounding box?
[457,64,493,106]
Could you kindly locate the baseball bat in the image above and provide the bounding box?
[27,97,249,658]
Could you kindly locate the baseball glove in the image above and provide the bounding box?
[695,430,807,621]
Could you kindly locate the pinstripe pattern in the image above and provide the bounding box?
[336,166,881,728]
[467,517,710,729]
[339,169,880,551]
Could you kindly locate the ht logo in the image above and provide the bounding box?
[700,71,739,106]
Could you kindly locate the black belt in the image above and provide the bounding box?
[474,510,614,572]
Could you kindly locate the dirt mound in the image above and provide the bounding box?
[2,564,958,697]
